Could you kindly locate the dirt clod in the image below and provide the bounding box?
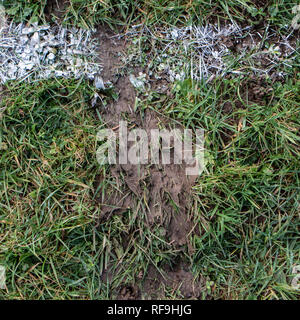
[118,285,140,300]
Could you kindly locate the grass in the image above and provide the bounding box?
[191,89,300,298]
[136,73,300,299]
[2,0,298,31]
[0,0,299,300]
[0,79,102,298]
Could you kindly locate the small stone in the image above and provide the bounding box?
[91,93,100,107]
[31,32,40,45]
[47,53,55,60]
[75,58,83,67]
[171,29,179,39]
[34,44,43,53]
[18,61,26,70]
[94,76,105,90]
[24,47,31,54]
[25,62,34,70]
[73,49,83,55]
[22,27,34,35]
[20,35,28,44]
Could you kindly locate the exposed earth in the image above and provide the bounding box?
[94,26,201,299]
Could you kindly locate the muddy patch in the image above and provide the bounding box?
[94,26,198,247]
[95,26,126,85]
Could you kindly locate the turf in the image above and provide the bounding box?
[0,0,299,300]
[2,0,298,31]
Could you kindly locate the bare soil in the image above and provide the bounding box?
[94,25,201,299]
[94,25,197,246]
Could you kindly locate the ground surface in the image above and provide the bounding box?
[0,0,299,300]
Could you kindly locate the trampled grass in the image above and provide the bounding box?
[0,0,299,300]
